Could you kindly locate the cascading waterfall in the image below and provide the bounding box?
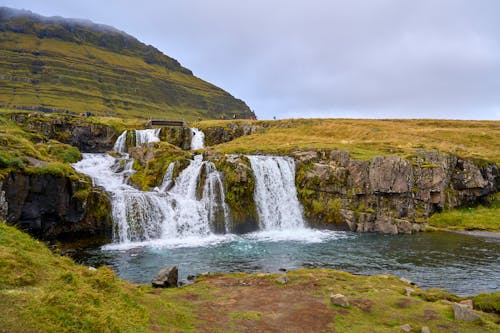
[247,155,306,230]
[157,162,175,192]
[190,128,205,150]
[74,127,316,246]
[113,130,128,153]
[73,151,230,244]
[136,128,161,146]
[113,128,162,154]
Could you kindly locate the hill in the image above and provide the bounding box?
[0,7,254,120]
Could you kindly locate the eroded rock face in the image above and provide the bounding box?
[2,171,112,240]
[295,150,499,234]
[202,121,265,146]
[9,113,119,153]
[159,126,192,150]
[210,153,258,233]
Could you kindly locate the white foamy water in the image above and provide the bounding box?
[73,152,230,246]
[113,130,128,153]
[247,155,306,230]
[136,128,161,146]
[246,229,346,243]
[190,128,205,150]
[156,162,175,192]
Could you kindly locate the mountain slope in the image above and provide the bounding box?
[0,7,254,120]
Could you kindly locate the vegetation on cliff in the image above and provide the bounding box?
[0,7,254,121]
[128,142,191,190]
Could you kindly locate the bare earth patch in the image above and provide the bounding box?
[176,274,335,333]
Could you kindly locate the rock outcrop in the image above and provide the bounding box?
[294,150,499,233]
[9,113,119,153]
[211,153,258,233]
[200,121,265,146]
[1,171,112,240]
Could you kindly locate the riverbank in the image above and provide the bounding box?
[1,223,498,332]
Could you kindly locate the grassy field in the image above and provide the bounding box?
[0,223,498,332]
[196,118,500,164]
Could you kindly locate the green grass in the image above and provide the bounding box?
[429,194,500,231]
[0,223,199,332]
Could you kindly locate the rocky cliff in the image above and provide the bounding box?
[1,171,112,240]
[201,150,499,234]
[293,150,498,233]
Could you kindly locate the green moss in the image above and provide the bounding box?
[45,142,82,163]
[129,142,190,190]
[25,162,81,180]
[215,155,257,223]
[0,151,25,169]
[415,288,461,303]
[474,293,500,314]
[72,188,90,202]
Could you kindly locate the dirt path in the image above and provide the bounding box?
[175,274,336,333]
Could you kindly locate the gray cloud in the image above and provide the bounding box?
[3,0,500,119]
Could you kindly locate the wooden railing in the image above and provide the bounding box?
[147,119,186,127]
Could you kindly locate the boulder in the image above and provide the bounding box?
[404,287,414,297]
[400,324,411,332]
[276,275,289,285]
[452,302,480,321]
[459,299,473,309]
[330,293,350,307]
[421,326,430,333]
[152,266,178,288]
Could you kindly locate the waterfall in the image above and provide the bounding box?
[136,128,161,146]
[247,155,306,230]
[157,162,175,192]
[190,128,205,150]
[73,151,230,244]
[112,128,161,154]
[113,130,128,153]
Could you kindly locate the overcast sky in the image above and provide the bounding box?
[3,0,500,120]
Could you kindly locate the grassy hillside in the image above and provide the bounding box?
[196,118,500,164]
[0,7,254,121]
[0,223,498,332]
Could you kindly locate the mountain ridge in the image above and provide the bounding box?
[0,7,254,120]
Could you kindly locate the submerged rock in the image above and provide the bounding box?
[152,266,178,288]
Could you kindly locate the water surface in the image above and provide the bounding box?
[77,230,499,296]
